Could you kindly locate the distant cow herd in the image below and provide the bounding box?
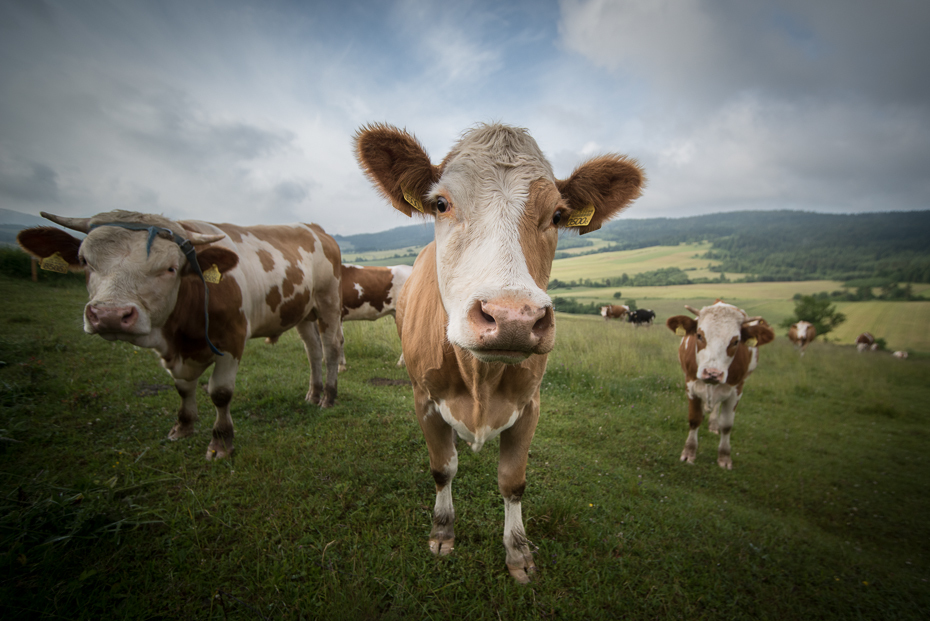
[16,122,911,584]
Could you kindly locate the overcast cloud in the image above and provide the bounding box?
[1,0,927,235]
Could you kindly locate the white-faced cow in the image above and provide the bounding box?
[338,264,412,371]
[666,301,775,470]
[18,210,343,460]
[787,320,816,356]
[356,122,644,582]
[857,332,878,353]
[600,304,629,321]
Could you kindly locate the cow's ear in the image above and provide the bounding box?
[742,322,775,346]
[355,123,441,219]
[667,315,696,336]
[556,155,645,234]
[191,247,239,276]
[17,227,83,269]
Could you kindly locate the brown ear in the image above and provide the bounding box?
[667,315,696,335]
[742,321,775,346]
[17,227,83,269]
[355,123,441,218]
[556,154,645,234]
[192,247,239,275]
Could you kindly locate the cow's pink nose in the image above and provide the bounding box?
[701,368,724,383]
[467,298,554,354]
[86,304,138,332]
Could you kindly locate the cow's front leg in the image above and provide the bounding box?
[206,354,239,460]
[715,393,740,470]
[418,399,457,556]
[498,401,539,584]
[169,377,199,440]
[681,395,703,464]
[296,321,326,406]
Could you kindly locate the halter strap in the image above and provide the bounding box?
[88,222,224,356]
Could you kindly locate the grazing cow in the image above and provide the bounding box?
[787,320,816,356]
[857,332,878,353]
[666,302,775,469]
[338,263,412,371]
[18,210,343,460]
[600,304,629,321]
[892,350,909,359]
[356,122,644,582]
[628,308,656,326]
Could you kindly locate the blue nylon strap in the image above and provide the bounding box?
[87,222,224,356]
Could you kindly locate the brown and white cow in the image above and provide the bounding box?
[892,350,909,359]
[666,302,775,470]
[787,320,816,356]
[17,210,343,460]
[600,304,629,321]
[356,122,644,582]
[857,332,879,353]
[339,263,412,371]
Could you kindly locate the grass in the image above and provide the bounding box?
[550,243,738,281]
[1,275,929,619]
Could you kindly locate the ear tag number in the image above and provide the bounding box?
[40,252,69,273]
[203,264,222,284]
[675,326,686,336]
[402,189,425,213]
[566,204,596,227]
[745,337,758,347]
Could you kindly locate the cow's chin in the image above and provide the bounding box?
[468,348,533,365]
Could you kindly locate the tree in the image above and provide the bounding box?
[612,290,623,299]
[780,295,846,337]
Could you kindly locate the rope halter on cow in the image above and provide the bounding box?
[87,221,225,356]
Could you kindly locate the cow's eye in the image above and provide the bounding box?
[696,333,704,341]
[436,197,449,214]
[167,267,177,274]
[552,210,562,226]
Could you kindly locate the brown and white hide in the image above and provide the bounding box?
[857,332,878,353]
[600,304,629,320]
[787,321,816,356]
[18,210,343,460]
[666,302,775,469]
[356,122,644,582]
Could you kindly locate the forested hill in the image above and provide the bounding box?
[336,210,930,283]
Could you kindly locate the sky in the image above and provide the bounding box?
[1,0,928,236]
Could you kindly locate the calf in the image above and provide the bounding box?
[339,264,412,371]
[628,308,656,326]
[667,302,774,469]
[18,210,343,459]
[787,320,816,356]
[600,304,628,320]
[857,332,878,352]
[356,122,644,582]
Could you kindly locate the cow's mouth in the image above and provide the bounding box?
[468,348,531,364]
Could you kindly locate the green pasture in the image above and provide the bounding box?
[550,243,736,281]
[341,246,420,267]
[1,275,929,620]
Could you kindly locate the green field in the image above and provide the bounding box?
[551,242,738,281]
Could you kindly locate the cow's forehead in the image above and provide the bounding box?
[698,303,745,332]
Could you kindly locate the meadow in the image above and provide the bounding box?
[1,274,928,620]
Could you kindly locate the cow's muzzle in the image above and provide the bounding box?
[85,303,140,334]
[700,367,725,384]
[465,297,555,362]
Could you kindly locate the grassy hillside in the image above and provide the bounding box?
[1,276,928,619]
[551,242,736,281]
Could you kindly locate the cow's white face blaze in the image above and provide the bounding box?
[796,321,811,340]
[693,303,747,384]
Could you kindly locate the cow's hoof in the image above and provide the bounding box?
[320,397,335,408]
[337,363,347,373]
[680,449,696,464]
[507,560,537,584]
[429,537,454,556]
[717,456,732,470]
[306,390,322,405]
[206,445,233,461]
[168,423,195,441]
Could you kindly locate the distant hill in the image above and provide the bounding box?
[0,208,81,246]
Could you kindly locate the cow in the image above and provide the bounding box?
[787,320,816,356]
[892,350,909,359]
[17,210,343,460]
[666,301,775,470]
[338,263,412,371]
[355,122,644,582]
[600,304,628,320]
[857,332,878,353]
[627,308,656,326]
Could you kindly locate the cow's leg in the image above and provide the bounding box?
[707,403,721,434]
[715,393,740,470]
[681,395,703,464]
[168,377,199,440]
[417,398,457,556]
[205,354,239,460]
[296,321,325,406]
[337,330,347,373]
[316,314,342,407]
[498,400,539,584]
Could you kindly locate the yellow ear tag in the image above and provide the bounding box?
[40,252,69,273]
[203,264,222,284]
[402,189,425,213]
[566,204,596,228]
[745,337,758,347]
[675,326,686,336]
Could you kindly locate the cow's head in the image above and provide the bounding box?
[356,123,644,364]
[667,301,774,384]
[795,321,812,340]
[18,210,238,348]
